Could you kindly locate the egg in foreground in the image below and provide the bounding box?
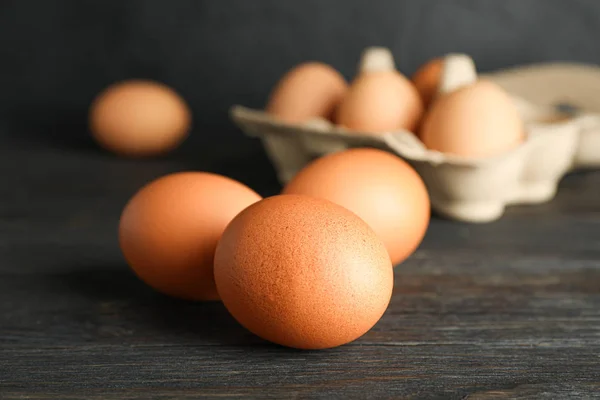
[284,148,430,266]
[90,80,191,157]
[214,194,393,350]
[119,172,261,301]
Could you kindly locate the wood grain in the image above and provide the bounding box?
[1,132,599,399]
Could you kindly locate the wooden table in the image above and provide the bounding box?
[1,132,599,399]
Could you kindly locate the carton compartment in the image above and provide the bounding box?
[232,50,600,223]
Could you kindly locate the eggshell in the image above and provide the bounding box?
[411,58,443,107]
[119,172,261,301]
[90,80,191,157]
[420,80,525,158]
[283,148,429,266]
[266,62,348,123]
[335,71,423,133]
[214,194,393,350]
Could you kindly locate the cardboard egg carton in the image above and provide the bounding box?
[231,47,600,223]
[482,65,600,170]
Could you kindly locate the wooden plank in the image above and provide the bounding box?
[0,138,599,398]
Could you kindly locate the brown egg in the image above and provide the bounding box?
[284,148,430,266]
[266,62,348,123]
[214,194,393,350]
[90,80,191,157]
[411,58,443,108]
[420,80,525,158]
[119,172,261,301]
[335,71,423,133]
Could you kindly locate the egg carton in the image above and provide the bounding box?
[482,64,600,170]
[231,48,600,223]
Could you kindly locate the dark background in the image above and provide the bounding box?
[2,0,600,160]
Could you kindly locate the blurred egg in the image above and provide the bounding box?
[411,58,443,108]
[420,80,524,158]
[266,62,348,123]
[119,172,261,301]
[335,71,423,133]
[214,194,393,350]
[284,148,430,266]
[90,80,191,157]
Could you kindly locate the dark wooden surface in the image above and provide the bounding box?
[1,130,600,400]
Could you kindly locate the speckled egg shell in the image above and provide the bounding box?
[214,194,393,350]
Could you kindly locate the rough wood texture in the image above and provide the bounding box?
[1,130,599,399]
